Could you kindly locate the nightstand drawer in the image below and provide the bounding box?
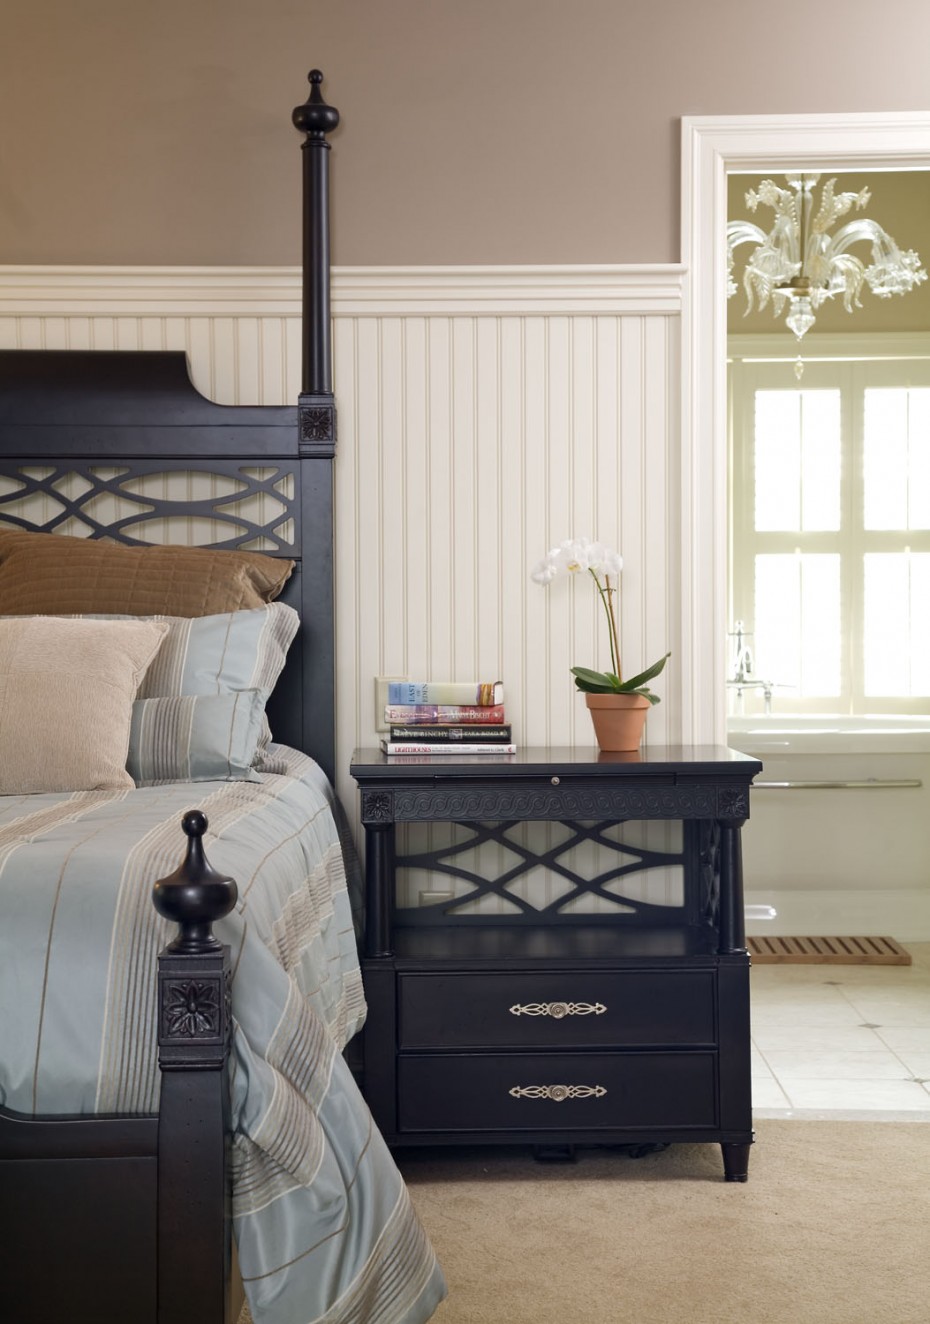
[397,970,716,1049]
[397,1051,718,1133]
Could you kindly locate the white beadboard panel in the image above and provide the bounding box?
[0,264,684,912]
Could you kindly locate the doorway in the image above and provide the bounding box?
[679,112,930,746]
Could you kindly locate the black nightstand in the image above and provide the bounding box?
[349,744,762,1180]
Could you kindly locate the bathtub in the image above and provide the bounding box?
[728,714,930,755]
[728,716,930,941]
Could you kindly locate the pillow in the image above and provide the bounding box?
[135,602,299,701]
[118,602,298,781]
[0,616,168,794]
[127,691,267,784]
[0,530,294,617]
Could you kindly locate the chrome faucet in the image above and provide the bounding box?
[730,620,754,683]
[727,621,778,714]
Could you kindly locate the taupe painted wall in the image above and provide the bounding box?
[4,0,930,266]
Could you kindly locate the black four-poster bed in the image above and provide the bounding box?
[0,73,444,1324]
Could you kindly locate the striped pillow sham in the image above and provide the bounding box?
[127,691,267,784]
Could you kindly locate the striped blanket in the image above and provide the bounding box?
[0,746,445,1324]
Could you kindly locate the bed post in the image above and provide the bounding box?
[292,69,339,783]
[153,811,238,1324]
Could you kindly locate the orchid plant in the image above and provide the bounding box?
[531,537,670,702]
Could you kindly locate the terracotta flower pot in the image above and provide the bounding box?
[584,691,651,751]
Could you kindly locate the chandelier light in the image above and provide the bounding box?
[726,174,927,378]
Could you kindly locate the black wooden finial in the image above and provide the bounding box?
[292,69,340,140]
[152,811,238,954]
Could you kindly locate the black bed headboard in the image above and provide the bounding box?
[0,72,341,782]
[0,347,335,780]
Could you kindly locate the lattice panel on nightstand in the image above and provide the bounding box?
[395,818,687,923]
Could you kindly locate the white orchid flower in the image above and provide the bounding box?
[530,554,559,584]
[559,537,597,573]
[601,547,623,578]
[529,534,669,701]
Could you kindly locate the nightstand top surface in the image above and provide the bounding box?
[350,744,761,779]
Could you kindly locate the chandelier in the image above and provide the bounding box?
[726,174,927,377]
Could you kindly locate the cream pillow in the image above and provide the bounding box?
[0,617,169,794]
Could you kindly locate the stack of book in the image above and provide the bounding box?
[381,680,515,755]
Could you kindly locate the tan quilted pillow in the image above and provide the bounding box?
[0,616,169,793]
[0,530,294,617]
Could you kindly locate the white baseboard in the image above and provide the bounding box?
[745,888,930,943]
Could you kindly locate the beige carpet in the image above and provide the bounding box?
[238,1120,930,1323]
[399,1121,930,1324]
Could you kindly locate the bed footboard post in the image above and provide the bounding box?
[153,811,238,1324]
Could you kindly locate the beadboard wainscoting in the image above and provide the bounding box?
[0,264,688,914]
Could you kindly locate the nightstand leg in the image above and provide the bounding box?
[721,1141,751,1182]
[364,822,394,958]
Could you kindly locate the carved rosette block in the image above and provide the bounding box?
[361,789,394,824]
[163,976,224,1039]
[717,786,749,819]
[157,953,231,1070]
[298,397,336,454]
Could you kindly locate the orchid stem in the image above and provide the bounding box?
[590,569,621,681]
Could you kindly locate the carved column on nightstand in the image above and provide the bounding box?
[360,789,395,958]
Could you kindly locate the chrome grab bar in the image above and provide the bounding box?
[754,778,922,790]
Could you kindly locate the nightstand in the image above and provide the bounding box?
[349,744,762,1180]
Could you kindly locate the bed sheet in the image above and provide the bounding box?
[0,745,445,1324]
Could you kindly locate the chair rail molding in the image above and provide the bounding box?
[680,111,930,746]
[0,264,684,318]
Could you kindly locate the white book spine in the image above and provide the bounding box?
[381,742,517,755]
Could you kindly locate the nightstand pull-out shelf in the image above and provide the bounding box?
[350,745,762,1182]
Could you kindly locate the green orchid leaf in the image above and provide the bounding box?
[616,652,671,692]
[570,666,620,692]
[632,687,662,705]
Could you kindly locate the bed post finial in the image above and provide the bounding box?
[152,810,238,954]
[293,68,339,456]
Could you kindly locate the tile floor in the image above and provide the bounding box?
[750,940,930,1120]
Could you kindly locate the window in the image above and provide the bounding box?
[729,351,930,716]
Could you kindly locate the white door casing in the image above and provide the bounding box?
[680,111,930,745]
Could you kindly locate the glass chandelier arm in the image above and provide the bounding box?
[810,178,870,234]
[727,220,768,301]
[828,216,908,256]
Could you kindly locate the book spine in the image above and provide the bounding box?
[383,704,506,725]
[388,724,513,742]
[385,681,504,706]
[381,742,517,755]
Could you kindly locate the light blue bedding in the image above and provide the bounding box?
[0,745,445,1324]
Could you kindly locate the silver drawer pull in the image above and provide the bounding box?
[509,1084,607,1102]
[509,1000,606,1019]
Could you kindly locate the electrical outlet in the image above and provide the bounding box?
[374,676,407,732]
[418,889,455,908]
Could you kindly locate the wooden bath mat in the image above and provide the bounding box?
[748,935,911,965]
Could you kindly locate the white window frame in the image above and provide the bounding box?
[729,333,930,717]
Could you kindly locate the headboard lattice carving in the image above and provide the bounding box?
[0,462,298,551]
